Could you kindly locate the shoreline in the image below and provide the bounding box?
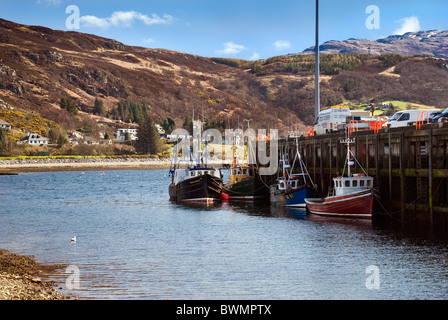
[0,157,172,173]
[0,157,231,173]
[0,249,73,300]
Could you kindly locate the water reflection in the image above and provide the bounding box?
[172,199,374,226]
[3,170,448,300]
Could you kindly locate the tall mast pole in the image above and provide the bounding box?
[315,0,320,121]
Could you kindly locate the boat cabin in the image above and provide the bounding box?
[228,166,250,184]
[274,176,303,192]
[333,175,373,197]
[173,167,221,185]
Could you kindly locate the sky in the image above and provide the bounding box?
[1,0,448,60]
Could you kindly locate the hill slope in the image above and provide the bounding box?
[1,18,448,140]
[0,18,293,134]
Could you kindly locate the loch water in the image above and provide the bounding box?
[1,169,448,300]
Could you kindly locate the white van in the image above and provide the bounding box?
[383,109,441,128]
[313,106,351,134]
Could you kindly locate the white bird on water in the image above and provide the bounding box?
[70,236,77,243]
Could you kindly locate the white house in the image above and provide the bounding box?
[0,119,12,130]
[18,133,49,146]
[116,128,138,141]
[68,132,84,145]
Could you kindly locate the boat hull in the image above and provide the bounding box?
[225,176,268,201]
[169,174,222,203]
[270,185,315,208]
[305,190,373,219]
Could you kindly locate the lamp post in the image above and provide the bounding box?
[315,0,320,122]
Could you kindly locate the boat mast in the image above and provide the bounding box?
[341,129,354,177]
[346,137,351,177]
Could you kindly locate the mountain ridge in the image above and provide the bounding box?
[302,30,448,58]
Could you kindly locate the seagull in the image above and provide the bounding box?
[70,236,77,243]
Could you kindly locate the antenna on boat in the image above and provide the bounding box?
[341,128,354,177]
[341,129,368,177]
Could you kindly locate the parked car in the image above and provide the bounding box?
[382,109,441,128]
[431,108,448,123]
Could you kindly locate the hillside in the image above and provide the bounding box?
[0,18,293,135]
[1,18,448,146]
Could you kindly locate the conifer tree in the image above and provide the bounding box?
[94,97,105,116]
[135,115,161,155]
[162,117,176,134]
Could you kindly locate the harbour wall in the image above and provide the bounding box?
[280,122,448,233]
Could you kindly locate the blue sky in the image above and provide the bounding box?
[1,0,448,60]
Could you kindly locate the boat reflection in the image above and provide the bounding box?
[171,199,373,229]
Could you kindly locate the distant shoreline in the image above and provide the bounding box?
[0,157,172,173]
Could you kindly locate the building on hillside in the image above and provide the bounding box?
[116,128,138,141]
[68,132,84,145]
[0,119,12,130]
[18,133,49,146]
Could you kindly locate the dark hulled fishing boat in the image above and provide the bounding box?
[169,166,223,203]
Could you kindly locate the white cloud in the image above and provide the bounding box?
[275,40,291,50]
[216,42,246,55]
[80,15,110,29]
[250,53,261,60]
[394,16,421,35]
[143,38,154,44]
[80,11,174,29]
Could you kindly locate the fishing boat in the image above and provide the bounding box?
[224,164,269,202]
[169,133,223,203]
[169,166,223,203]
[305,136,374,219]
[222,141,269,201]
[270,140,316,207]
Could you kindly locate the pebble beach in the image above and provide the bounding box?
[0,250,71,300]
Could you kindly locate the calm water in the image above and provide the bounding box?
[1,169,448,300]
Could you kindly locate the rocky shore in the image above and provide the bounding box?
[0,157,172,173]
[0,249,72,300]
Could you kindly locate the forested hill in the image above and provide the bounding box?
[1,17,448,140]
